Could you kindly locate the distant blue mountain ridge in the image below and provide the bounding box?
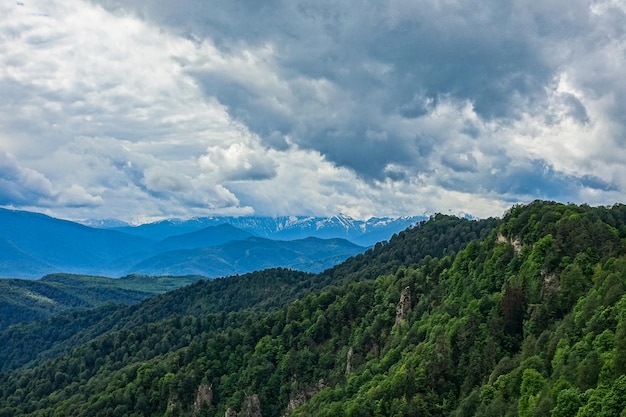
[102,214,426,246]
[0,208,424,279]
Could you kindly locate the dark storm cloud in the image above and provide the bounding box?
[90,0,560,182]
[2,0,625,221]
[441,153,478,173]
[438,157,617,202]
[492,161,578,199]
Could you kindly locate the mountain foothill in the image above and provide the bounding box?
[0,209,418,328]
[1,201,626,417]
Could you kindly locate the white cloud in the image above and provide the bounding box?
[57,184,103,207]
[1,0,626,222]
[142,166,191,194]
[199,142,278,181]
[0,151,102,207]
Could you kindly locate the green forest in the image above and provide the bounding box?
[1,201,626,417]
[0,273,207,331]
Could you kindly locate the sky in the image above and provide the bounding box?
[1,0,625,223]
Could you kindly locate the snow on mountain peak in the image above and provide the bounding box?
[90,214,429,246]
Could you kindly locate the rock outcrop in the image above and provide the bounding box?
[345,347,354,375]
[192,384,213,416]
[395,286,412,324]
[497,232,522,253]
[240,393,262,417]
[283,379,326,416]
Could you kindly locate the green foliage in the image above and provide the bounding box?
[0,269,315,371]
[326,214,497,283]
[0,273,204,331]
[551,387,581,417]
[518,369,545,417]
[0,214,493,373]
[1,202,626,417]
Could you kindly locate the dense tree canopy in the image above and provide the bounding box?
[1,201,626,417]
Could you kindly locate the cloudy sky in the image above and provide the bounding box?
[1,0,625,223]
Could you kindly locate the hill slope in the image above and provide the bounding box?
[2,202,626,417]
[0,235,364,331]
[0,273,205,331]
[0,208,153,278]
[151,224,254,252]
[0,214,493,372]
[131,237,366,277]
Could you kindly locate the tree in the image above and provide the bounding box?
[551,388,581,417]
[518,369,545,417]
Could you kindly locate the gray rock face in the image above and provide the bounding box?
[395,286,412,324]
[192,384,213,415]
[283,379,326,416]
[345,347,354,375]
[241,393,262,417]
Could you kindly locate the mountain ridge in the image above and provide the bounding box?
[128,236,365,277]
[0,208,380,279]
[0,213,494,371]
[105,213,426,245]
[0,208,153,278]
[0,202,626,417]
[1,202,625,416]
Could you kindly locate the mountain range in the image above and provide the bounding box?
[101,214,426,246]
[0,208,423,279]
[0,212,494,367]
[2,202,625,416]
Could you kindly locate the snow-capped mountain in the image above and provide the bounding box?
[111,214,427,246]
[0,208,430,279]
[0,208,369,279]
[81,218,131,228]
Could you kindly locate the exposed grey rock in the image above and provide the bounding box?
[283,379,326,416]
[395,286,412,324]
[192,384,213,416]
[497,232,522,253]
[345,347,354,375]
[240,393,262,417]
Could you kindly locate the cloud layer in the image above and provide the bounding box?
[1,0,625,222]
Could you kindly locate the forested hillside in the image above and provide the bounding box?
[0,215,488,372]
[0,274,205,331]
[1,201,626,417]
